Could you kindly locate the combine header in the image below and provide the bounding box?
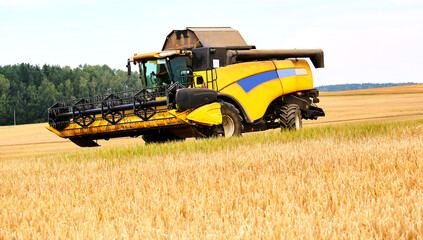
[47,27,325,147]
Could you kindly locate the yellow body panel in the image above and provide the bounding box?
[219,79,283,121]
[273,59,313,94]
[193,59,314,121]
[195,61,278,91]
[187,102,222,126]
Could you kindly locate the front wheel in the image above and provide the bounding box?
[195,102,244,139]
[220,102,243,137]
[280,104,302,130]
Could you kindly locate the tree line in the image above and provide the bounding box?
[0,63,140,126]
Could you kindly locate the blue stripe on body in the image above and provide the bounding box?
[277,68,297,78]
[237,71,279,93]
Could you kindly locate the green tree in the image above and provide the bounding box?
[0,63,143,125]
[38,78,59,112]
[79,75,90,97]
[0,74,10,94]
[57,79,75,101]
[26,84,43,123]
[0,94,9,124]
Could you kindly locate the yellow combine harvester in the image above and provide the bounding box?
[47,27,325,147]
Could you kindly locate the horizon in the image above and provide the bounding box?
[1,62,421,87]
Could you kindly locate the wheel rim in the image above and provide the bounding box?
[222,115,235,137]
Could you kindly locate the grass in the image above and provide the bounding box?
[1,120,423,239]
[54,119,421,160]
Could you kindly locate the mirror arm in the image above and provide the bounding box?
[186,54,193,68]
[126,59,131,76]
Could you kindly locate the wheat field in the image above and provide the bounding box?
[1,121,423,239]
[1,85,423,239]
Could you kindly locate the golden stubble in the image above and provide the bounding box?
[1,122,422,239]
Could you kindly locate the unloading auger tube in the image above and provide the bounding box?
[226,49,324,68]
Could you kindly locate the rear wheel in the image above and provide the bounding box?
[280,104,302,130]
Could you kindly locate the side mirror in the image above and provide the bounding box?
[126,59,131,76]
[179,70,192,77]
[196,76,204,85]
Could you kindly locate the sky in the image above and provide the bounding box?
[0,0,422,86]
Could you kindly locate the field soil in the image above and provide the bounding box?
[320,83,423,96]
[1,84,422,159]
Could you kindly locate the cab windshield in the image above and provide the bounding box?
[138,56,190,88]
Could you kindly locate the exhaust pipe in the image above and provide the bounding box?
[227,49,324,68]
